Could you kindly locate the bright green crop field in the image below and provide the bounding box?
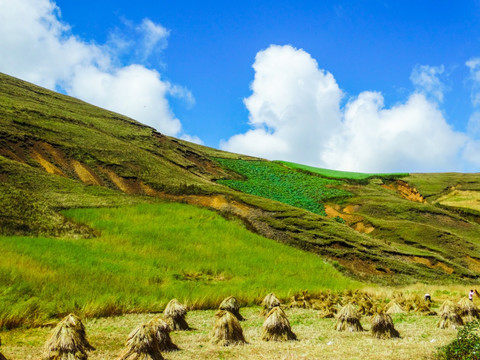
[0,202,358,329]
[279,161,408,180]
[215,159,351,215]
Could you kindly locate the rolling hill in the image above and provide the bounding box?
[1,71,480,325]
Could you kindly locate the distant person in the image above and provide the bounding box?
[469,289,475,301]
[424,293,431,302]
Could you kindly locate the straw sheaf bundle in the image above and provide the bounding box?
[458,297,480,322]
[211,310,246,346]
[44,314,95,360]
[147,316,179,352]
[219,296,245,321]
[438,300,464,330]
[164,299,190,331]
[262,307,297,341]
[261,293,281,315]
[0,339,6,360]
[386,301,406,315]
[371,313,400,339]
[415,301,437,316]
[118,324,164,360]
[288,291,312,309]
[335,303,364,332]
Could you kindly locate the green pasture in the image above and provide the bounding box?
[0,202,358,329]
[278,161,408,181]
[215,159,351,216]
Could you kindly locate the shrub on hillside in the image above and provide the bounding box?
[435,320,480,360]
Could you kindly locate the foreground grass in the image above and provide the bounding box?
[0,203,358,328]
[1,307,456,360]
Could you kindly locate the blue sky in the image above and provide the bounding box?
[2,0,480,172]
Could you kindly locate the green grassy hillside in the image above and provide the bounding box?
[0,202,357,328]
[1,69,480,326]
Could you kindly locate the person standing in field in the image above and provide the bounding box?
[469,289,475,301]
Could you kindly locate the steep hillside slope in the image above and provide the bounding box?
[1,72,480,286]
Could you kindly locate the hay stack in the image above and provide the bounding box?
[118,323,164,360]
[262,307,297,341]
[44,314,95,360]
[211,310,246,346]
[415,301,437,316]
[288,290,312,309]
[371,312,400,339]
[261,293,281,315]
[0,339,5,360]
[335,303,364,332]
[219,296,245,321]
[458,297,480,322]
[386,301,406,315]
[438,300,464,330]
[147,316,179,352]
[164,299,190,331]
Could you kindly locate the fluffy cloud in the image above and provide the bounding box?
[466,58,480,107]
[221,45,343,165]
[0,0,195,138]
[410,65,445,102]
[321,92,466,172]
[222,45,470,172]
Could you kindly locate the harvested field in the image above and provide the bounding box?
[1,307,456,360]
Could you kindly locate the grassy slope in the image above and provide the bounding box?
[1,71,480,299]
[0,203,357,328]
[279,160,408,180]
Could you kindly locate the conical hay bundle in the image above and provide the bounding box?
[261,293,281,315]
[335,303,364,332]
[438,300,456,314]
[147,316,179,352]
[438,309,464,330]
[219,296,245,321]
[386,301,406,314]
[44,314,95,360]
[371,313,400,339]
[415,302,437,316]
[262,307,297,341]
[118,324,164,360]
[211,310,246,346]
[164,299,190,331]
[0,338,5,360]
[458,297,480,322]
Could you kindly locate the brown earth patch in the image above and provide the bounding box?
[354,222,375,234]
[383,180,425,203]
[465,256,480,273]
[30,149,65,176]
[324,204,375,234]
[97,168,142,194]
[71,160,102,186]
[40,142,69,169]
[343,204,360,214]
[409,256,454,274]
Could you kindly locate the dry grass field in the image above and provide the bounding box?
[1,306,457,360]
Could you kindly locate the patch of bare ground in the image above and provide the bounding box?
[325,204,375,234]
[406,256,455,274]
[0,307,456,360]
[383,181,426,203]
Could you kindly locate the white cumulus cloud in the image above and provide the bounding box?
[222,45,473,173]
[0,0,197,139]
[221,45,343,165]
[410,64,446,102]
